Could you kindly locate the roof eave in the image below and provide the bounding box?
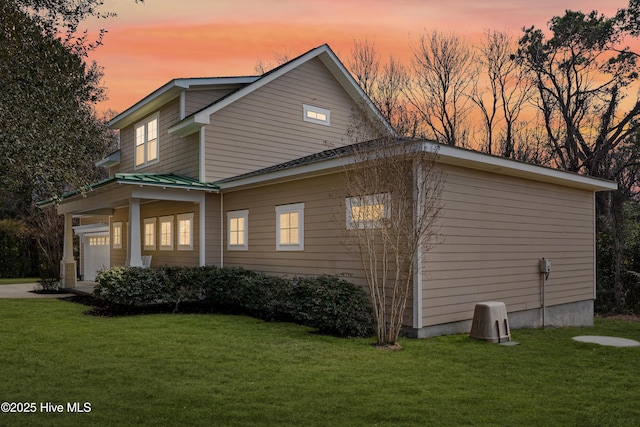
[430,142,618,192]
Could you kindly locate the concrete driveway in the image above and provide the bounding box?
[0,283,74,298]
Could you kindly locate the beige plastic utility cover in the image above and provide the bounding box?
[470,301,511,343]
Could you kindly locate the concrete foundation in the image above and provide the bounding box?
[406,299,594,339]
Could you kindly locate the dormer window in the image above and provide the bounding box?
[135,113,159,168]
[303,104,330,126]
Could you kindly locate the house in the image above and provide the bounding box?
[49,44,617,338]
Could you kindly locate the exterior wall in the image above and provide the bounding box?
[110,201,201,268]
[111,98,199,178]
[184,88,238,116]
[222,173,365,282]
[420,164,595,329]
[204,58,372,182]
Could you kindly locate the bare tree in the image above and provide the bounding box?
[254,50,292,74]
[342,117,444,347]
[408,31,475,146]
[471,30,533,157]
[349,38,418,137]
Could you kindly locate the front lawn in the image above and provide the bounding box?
[0,298,638,426]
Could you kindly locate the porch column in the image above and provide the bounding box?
[60,213,77,288]
[128,198,144,267]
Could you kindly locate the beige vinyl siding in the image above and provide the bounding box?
[204,58,373,182]
[205,194,222,266]
[421,164,595,326]
[110,201,200,267]
[185,89,238,117]
[222,173,365,282]
[111,98,199,178]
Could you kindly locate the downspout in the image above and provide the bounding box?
[412,158,423,330]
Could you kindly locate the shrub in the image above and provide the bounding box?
[94,266,374,337]
[291,276,374,338]
[94,266,172,306]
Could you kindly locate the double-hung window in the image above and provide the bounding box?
[177,213,194,251]
[346,193,390,229]
[276,203,304,251]
[144,218,156,250]
[227,210,248,250]
[159,216,174,251]
[135,113,159,168]
[112,222,123,249]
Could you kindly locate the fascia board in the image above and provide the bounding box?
[218,141,617,193]
[318,49,398,137]
[431,142,618,192]
[117,180,219,194]
[110,77,259,130]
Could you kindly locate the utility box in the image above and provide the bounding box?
[470,301,511,343]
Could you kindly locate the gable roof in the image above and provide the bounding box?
[214,138,618,192]
[108,76,259,130]
[168,44,395,137]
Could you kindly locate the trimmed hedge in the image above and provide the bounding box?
[94,266,374,338]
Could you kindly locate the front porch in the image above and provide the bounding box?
[52,173,218,289]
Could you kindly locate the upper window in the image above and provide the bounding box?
[346,193,391,229]
[276,203,304,251]
[303,104,330,126]
[227,210,248,251]
[144,218,156,250]
[135,113,159,168]
[159,216,174,251]
[177,213,194,251]
[112,222,123,249]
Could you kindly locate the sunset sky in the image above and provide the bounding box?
[86,0,631,114]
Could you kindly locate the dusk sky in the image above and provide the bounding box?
[86,0,631,114]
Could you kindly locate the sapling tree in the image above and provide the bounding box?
[341,118,444,347]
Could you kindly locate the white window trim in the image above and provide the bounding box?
[112,221,123,249]
[346,193,391,230]
[303,104,330,126]
[143,217,156,250]
[227,210,248,251]
[134,112,160,169]
[275,203,304,251]
[159,215,174,251]
[177,212,194,251]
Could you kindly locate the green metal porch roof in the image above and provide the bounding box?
[38,173,219,207]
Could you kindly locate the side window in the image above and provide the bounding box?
[346,193,390,229]
[177,213,194,251]
[159,215,174,251]
[227,210,248,250]
[112,221,123,249]
[134,113,159,168]
[275,203,304,251]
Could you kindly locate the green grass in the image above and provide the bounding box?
[0,278,39,285]
[1,299,639,426]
